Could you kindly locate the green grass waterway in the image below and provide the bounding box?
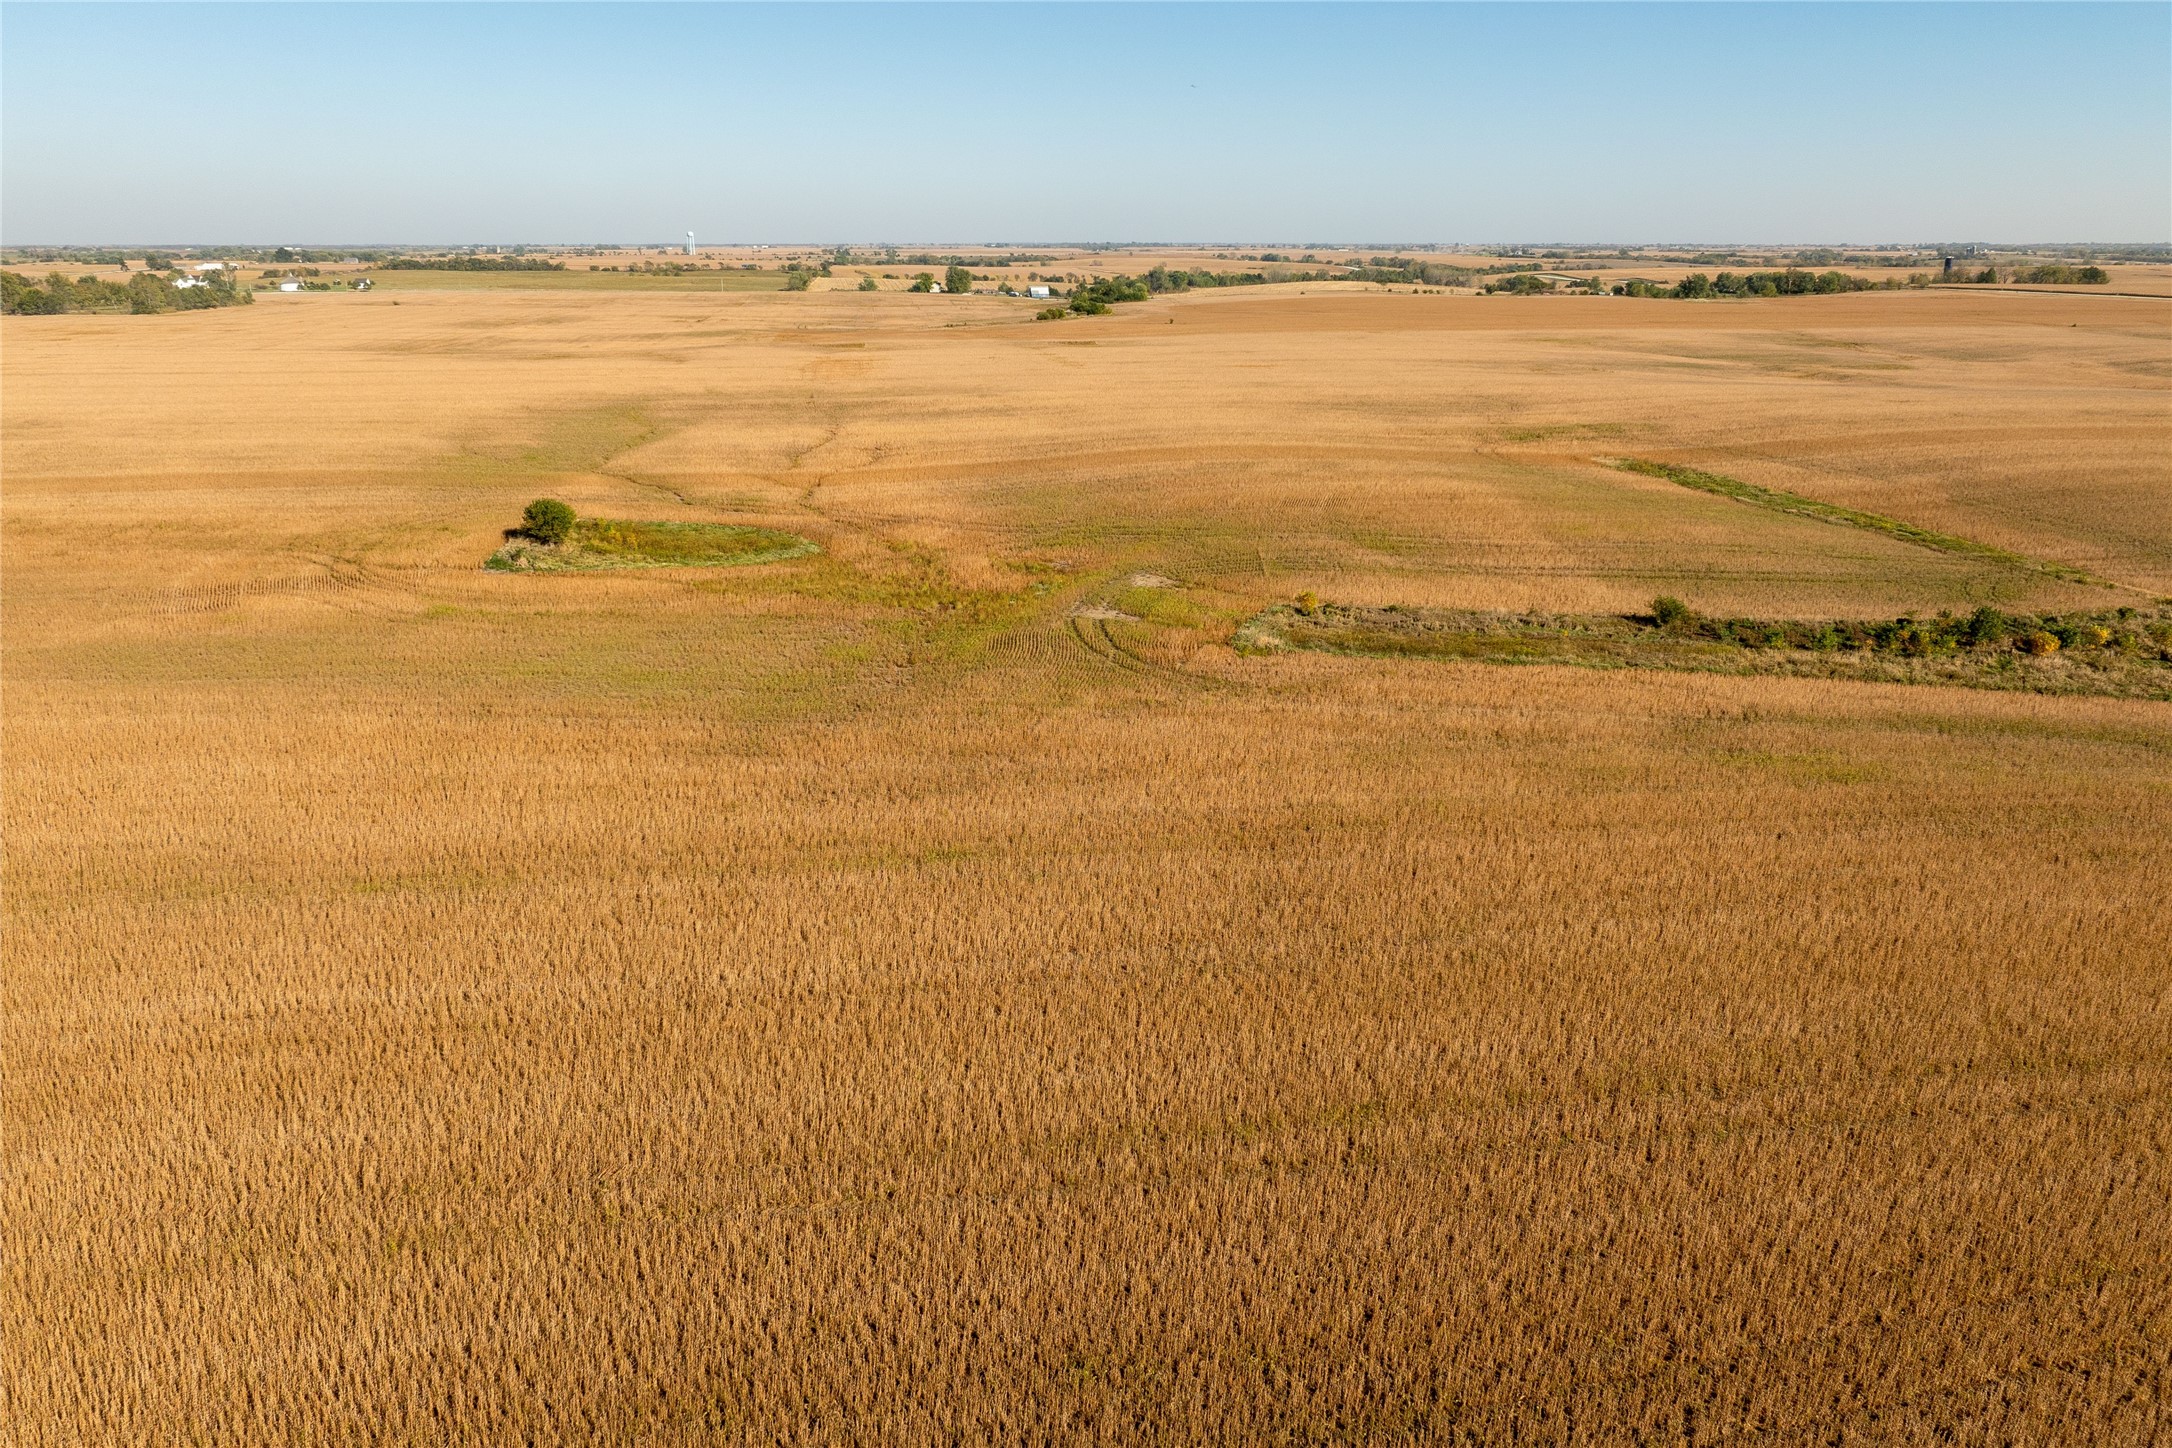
[488,519,819,572]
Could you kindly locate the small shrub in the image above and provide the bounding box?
[1034,307,1067,321]
[2017,631,2061,656]
[522,498,576,545]
[857,276,878,292]
[1294,591,1321,618]
[1650,596,1689,629]
[2076,626,2111,648]
[1962,606,2006,647]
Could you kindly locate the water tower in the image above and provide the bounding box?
[686,231,696,257]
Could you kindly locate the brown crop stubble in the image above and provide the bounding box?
[4,281,2171,1445]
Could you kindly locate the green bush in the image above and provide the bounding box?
[1650,595,1690,629]
[522,498,576,544]
[857,276,878,291]
[945,265,973,295]
[1962,606,2006,646]
[1034,307,1068,321]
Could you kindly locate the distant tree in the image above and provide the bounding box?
[1651,595,1690,629]
[908,273,935,293]
[1484,273,1556,295]
[273,247,296,263]
[4,268,241,315]
[2013,263,2112,285]
[857,276,878,291]
[521,498,577,545]
[1,272,55,313]
[1067,276,1148,311]
[944,264,973,295]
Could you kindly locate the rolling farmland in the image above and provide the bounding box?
[6,278,2169,1443]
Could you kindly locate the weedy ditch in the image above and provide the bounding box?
[487,518,819,572]
[1607,458,2118,589]
[1237,599,2172,701]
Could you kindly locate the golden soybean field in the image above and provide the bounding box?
[5,280,2170,1444]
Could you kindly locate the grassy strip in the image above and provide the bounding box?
[487,519,817,572]
[1238,601,2172,702]
[1609,458,2111,588]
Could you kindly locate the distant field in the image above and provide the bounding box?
[366,266,791,291]
[5,277,2168,1443]
[15,250,2166,297]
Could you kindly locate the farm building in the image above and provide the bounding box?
[1028,285,1051,299]
[278,280,302,292]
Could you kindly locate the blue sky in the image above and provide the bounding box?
[4,2,2166,244]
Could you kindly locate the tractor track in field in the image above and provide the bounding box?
[1058,570,1231,687]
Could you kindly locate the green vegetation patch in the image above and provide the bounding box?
[488,517,818,573]
[1610,458,2112,588]
[1238,598,2172,701]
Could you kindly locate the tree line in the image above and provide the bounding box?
[1607,264,2110,300]
[1,270,252,315]
[1617,269,1883,299]
[1963,264,2110,285]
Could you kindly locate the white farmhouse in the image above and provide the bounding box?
[278,279,302,292]
[1028,285,1051,299]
